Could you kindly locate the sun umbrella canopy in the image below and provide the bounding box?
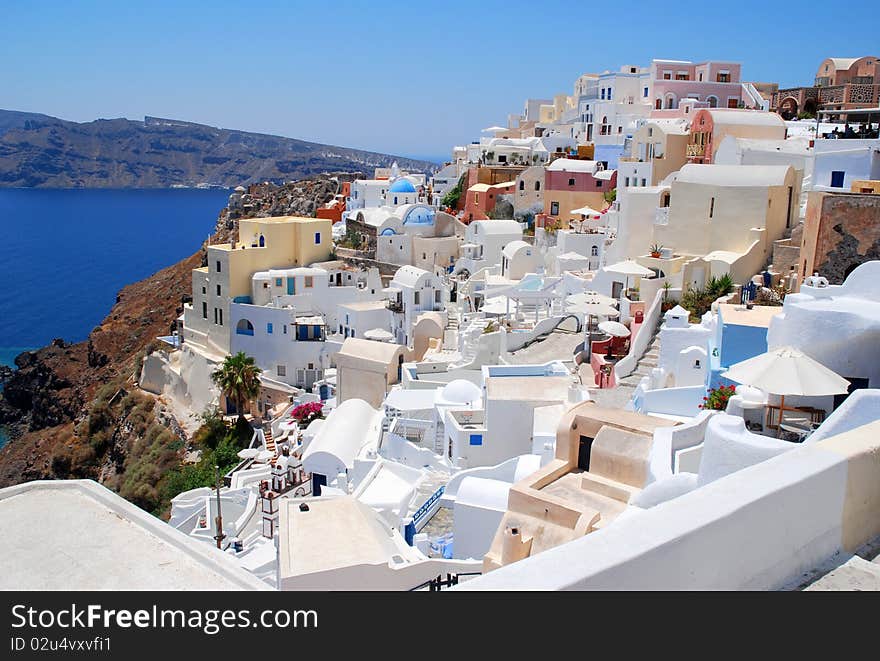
[721,346,850,397]
[570,206,603,217]
[566,291,617,307]
[482,125,507,132]
[605,259,655,278]
[363,328,394,342]
[598,320,631,337]
[566,301,620,318]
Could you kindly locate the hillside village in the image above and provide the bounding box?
[4,54,880,591]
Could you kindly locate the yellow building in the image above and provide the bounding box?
[184,216,332,354]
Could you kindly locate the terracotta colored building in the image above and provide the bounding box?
[315,182,350,223]
[800,190,880,284]
[463,181,516,222]
[774,56,880,121]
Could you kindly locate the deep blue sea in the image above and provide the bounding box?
[0,188,229,447]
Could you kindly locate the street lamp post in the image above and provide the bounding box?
[213,464,226,549]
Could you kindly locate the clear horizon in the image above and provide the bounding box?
[2,0,877,160]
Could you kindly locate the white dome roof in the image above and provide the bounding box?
[439,379,482,405]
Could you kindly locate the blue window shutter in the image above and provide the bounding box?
[469,434,483,446]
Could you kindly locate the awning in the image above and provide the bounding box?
[594,169,615,180]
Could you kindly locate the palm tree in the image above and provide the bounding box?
[212,352,262,422]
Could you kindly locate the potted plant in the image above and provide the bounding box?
[650,243,663,258]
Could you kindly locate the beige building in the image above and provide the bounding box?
[334,337,409,408]
[650,164,801,285]
[483,402,677,572]
[184,216,332,354]
[513,165,545,218]
[620,119,690,187]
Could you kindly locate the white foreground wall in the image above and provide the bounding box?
[457,420,880,590]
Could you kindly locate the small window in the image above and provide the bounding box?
[219,309,223,326]
[596,180,603,188]
[830,171,845,188]
[550,201,560,216]
[277,365,286,377]
[625,177,630,186]
[216,284,221,296]
[283,324,287,334]
[709,197,715,218]
[469,433,483,446]
[202,301,207,319]
[202,286,206,295]
[314,232,321,245]
[641,178,646,186]
[414,291,420,305]
[519,180,524,191]
[568,178,576,186]
[591,245,598,256]
[643,86,649,97]
[535,181,541,191]
[275,278,282,287]
[267,323,273,334]
[216,260,221,272]
[304,276,313,288]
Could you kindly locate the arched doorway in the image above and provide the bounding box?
[803,98,818,117]
[707,95,719,108]
[778,97,799,120]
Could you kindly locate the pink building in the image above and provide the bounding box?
[686,108,787,164]
[651,60,744,111]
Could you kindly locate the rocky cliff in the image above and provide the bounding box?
[0,174,356,510]
[0,110,436,188]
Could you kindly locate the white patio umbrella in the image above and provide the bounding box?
[570,205,603,217]
[364,328,394,342]
[598,320,631,337]
[482,125,507,132]
[598,320,630,359]
[605,259,655,299]
[566,291,617,307]
[566,299,619,337]
[605,259,655,277]
[721,346,850,436]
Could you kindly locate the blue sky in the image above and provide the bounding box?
[1,1,877,161]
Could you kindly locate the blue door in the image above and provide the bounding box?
[312,474,327,497]
[830,171,845,188]
[287,277,295,295]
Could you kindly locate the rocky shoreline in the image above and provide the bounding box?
[0,172,356,496]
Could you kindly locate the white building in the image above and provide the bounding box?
[385,265,446,346]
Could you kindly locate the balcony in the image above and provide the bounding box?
[686,144,705,157]
[387,299,404,313]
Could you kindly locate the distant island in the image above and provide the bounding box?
[0,110,438,188]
